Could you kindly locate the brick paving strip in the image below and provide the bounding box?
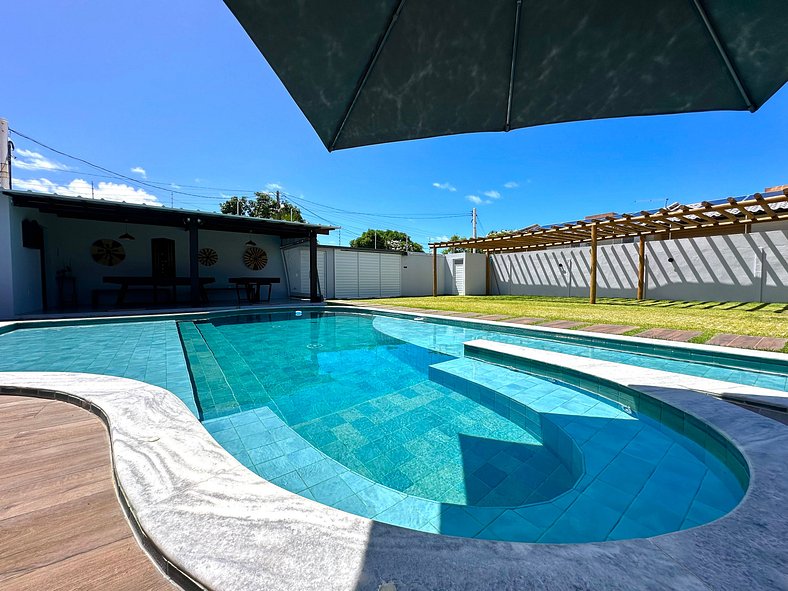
[0,396,175,591]
[473,314,513,321]
[504,317,545,325]
[538,320,587,329]
[635,328,703,342]
[582,324,639,335]
[334,302,786,352]
[707,334,788,352]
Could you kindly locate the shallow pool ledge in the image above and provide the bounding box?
[1,371,787,591]
[463,339,788,413]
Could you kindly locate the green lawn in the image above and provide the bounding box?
[355,295,788,349]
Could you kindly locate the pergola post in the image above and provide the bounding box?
[432,245,438,297]
[589,223,598,304]
[188,217,200,307]
[309,230,321,302]
[637,237,646,300]
[485,252,491,295]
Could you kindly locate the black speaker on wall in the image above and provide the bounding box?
[21,219,44,249]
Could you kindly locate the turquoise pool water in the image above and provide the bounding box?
[181,311,749,543]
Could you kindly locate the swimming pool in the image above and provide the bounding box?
[180,310,749,543]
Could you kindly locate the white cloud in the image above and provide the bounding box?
[130,166,147,178]
[14,149,71,172]
[484,190,501,199]
[466,195,483,205]
[14,177,161,206]
[503,181,519,189]
[432,182,457,192]
[266,182,284,192]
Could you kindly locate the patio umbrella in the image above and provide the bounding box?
[224,0,788,151]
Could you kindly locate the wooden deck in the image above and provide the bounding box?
[0,395,176,590]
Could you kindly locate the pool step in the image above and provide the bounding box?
[194,323,276,417]
[178,322,239,417]
[428,358,583,478]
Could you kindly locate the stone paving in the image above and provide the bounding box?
[635,328,703,342]
[336,302,786,352]
[582,324,638,335]
[707,333,788,352]
[535,320,587,330]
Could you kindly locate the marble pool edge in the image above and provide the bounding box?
[0,360,787,590]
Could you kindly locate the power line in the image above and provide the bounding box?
[9,128,468,239]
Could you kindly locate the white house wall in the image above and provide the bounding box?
[491,222,788,303]
[6,206,290,315]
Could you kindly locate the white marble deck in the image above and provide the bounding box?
[1,364,787,590]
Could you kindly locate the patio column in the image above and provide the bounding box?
[589,223,598,304]
[309,230,321,302]
[432,245,437,297]
[188,217,200,306]
[637,237,646,300]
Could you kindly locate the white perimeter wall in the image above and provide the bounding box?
[491,222,788,303]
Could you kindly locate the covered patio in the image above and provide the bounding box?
[0,190,335,318]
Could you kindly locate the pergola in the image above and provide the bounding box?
[5,190,336,306]
[429,189,788,303]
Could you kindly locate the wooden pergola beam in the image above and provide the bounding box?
[429,193,788,254]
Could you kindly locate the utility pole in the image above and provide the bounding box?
[91,181,95,199]
[472,208,477,238]
[0,118,10,190]
[236,198,241,216]
[374,230,377,249]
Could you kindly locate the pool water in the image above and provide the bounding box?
[181,311,749,543]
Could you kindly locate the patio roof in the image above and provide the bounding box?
[429,188,788,304]
[2,190,337,238]
[430,189,788,253]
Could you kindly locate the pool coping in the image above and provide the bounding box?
[1,360,787,589]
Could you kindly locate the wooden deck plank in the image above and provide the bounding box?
[0,395,175,590]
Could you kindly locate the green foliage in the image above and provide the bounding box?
[350,229,424,252]
[486,229,518,237]
[219,192,305,223]
[441,234,469,254]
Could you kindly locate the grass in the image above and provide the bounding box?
[354,295,788,351]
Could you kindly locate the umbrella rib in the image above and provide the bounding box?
[329,0,408,151]
[690,0,755,112]
[505,0,524,132]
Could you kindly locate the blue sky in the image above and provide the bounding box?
[6,0,788,247]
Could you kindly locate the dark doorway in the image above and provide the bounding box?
[151,238,176,278]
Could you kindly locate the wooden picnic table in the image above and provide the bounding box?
[228,277,281,304]
[103,276,215,305]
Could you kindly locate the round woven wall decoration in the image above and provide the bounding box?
[243,246,268,271]
[198,247,218,267]
[90,239,125,266]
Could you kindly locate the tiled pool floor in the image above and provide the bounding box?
[186,313,746,542]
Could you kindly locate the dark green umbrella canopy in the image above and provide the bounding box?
[224,0,788,151]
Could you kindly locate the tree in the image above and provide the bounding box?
[219,192,305,222]
[485,229,518,237]
[350,229,424,252]
[441,234,469,254]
